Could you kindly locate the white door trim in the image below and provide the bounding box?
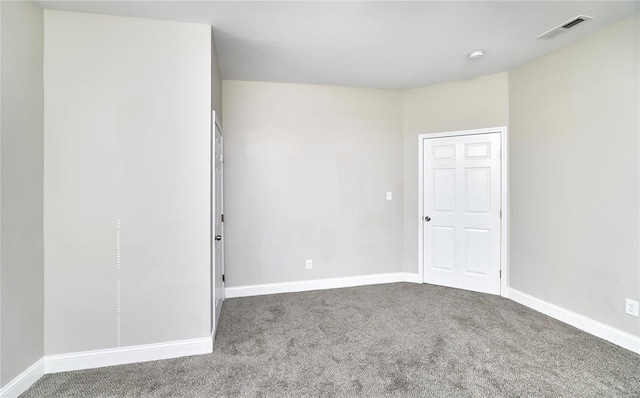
[418,127,509,297]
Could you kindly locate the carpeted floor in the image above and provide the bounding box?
[22,283,640,397]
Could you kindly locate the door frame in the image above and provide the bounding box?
[417,127,509,297]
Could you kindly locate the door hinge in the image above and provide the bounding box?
[499,270,502,278]
[220,154,224,162]
[500,210,502,219]
[222,274,225,283]
[500,149,502,159]
[221,214,224,223]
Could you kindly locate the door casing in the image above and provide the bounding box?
[418,127,509,297]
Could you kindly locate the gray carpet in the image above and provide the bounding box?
[22,283,640,397]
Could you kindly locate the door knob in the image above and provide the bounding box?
[424,216,431,222]
[215,235,222,241]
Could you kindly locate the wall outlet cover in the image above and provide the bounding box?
[625,299,639,317]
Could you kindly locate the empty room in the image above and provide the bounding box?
[1,0,639,397]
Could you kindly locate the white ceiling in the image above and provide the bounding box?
[36,1,639,89]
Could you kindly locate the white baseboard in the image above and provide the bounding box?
[225,272,422,298]
[507,288,640,354]
[401,272,423,284]
[45,336,213,374]
[0,358,45,398]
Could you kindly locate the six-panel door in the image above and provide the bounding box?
[423,133,501,295]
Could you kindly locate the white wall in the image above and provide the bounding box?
[44,10,212,354]
[402,73,510,274]
[222,80,404,287]
[509,15,639,337]
[0,0,44,387]
[212,31,222,125]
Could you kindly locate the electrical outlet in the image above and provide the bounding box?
[386,191,393,201]
[625,299,639,317]
[306,259,312,269]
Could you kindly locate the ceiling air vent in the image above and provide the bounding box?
[537,15,593,40]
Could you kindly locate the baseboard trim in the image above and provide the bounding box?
[225,272,422,298]
[507,288,640,354]
[0,357,45,398]
[45,336,213,374]
[402,273,423,284]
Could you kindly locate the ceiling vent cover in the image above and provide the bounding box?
[537,15,593,39]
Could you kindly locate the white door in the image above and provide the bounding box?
[212,116,225,334]
[423,133,501,295]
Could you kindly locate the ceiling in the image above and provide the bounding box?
[36,1,639,89]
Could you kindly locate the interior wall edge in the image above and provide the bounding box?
[0,358,44,398]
